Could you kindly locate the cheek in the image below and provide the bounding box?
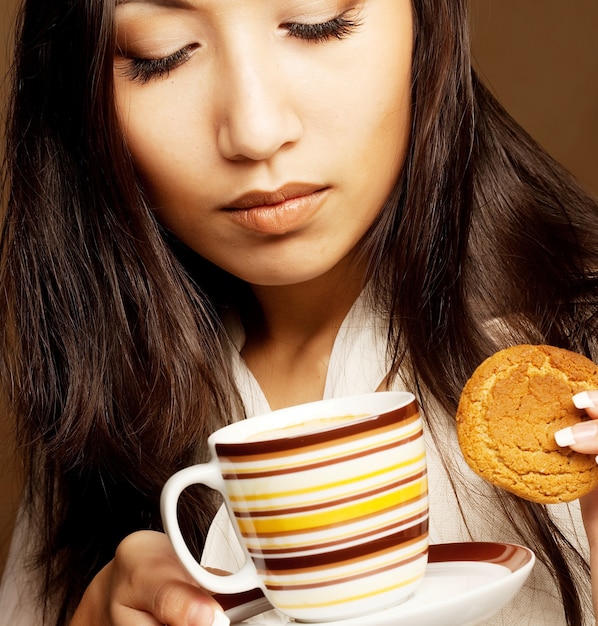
[115,82,209,197]
[327,12,413,172]
[345,63,412,195]
[120,124,201,214]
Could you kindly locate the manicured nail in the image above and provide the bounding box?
[573,390,598,409]
[555,421,598,447]
[212,609,230,626]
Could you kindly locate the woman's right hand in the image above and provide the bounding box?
[70,530,229,626]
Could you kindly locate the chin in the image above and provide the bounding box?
[240,267,334,288]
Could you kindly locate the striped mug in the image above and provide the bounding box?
[161,391,428,622]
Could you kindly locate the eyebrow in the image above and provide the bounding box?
[116,0,195,7]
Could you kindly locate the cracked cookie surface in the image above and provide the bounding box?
[456,344,598,503]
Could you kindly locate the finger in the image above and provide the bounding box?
[553,392,598,455]
[554,421,598,455]
[150,580,227,626]
[112,582,228,626]
[109,603,164,626]
[112,531,229,626]
[573,390,598,420]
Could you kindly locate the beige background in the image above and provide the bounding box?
[0,0,597,575]
[470,0,598,195]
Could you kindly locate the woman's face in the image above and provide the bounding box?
[114,0,413,287]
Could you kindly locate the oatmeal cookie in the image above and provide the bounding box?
[456,344,598,503]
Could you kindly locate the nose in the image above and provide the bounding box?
[216,43,303,162]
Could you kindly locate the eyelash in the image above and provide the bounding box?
[119,44,198,85]
[119,10,362,85]
[284,11,362,44]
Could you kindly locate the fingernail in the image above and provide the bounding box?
[212,609,230,626]
[573,390,598,409]
[555,421,598,447]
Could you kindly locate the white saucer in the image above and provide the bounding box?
[220,542,535,626]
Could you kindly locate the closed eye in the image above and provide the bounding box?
[283,11,363,43]
[117,43,200,85]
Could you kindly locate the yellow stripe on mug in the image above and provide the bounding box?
[235,479,427,536]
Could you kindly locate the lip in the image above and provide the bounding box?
[223,183,329,235]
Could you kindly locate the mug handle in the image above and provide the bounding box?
[160,463,259,594]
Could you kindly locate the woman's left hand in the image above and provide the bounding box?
[555,391,598,623]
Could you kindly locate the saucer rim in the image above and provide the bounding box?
[221,540,535,625]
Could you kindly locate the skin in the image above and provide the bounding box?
[71,0,414,623]
[562,404,598,624]
[113,0,412,291]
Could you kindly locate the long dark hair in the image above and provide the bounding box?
[1,0,241,622]
[365,1,598,624]
[1,0,597,624]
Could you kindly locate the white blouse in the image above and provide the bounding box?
[0,293,592,625]
[203,294,591,625]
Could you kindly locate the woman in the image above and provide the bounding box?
[1,0,598,624]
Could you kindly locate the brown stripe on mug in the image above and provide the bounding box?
[254,523,429,573]
[266,550,426,591]
[247,509,429,555]
[262,537,428,591]
[263,548,427,592]
[221,429,424,480]
[216,402,419,458]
